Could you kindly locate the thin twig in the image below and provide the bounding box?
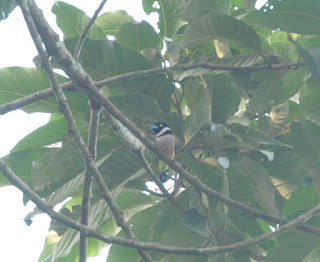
[74,0,108,61]
[79,100,101,262]
[137,149,186,212]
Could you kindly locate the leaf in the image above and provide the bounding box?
[181,208,211,237]
[0,0,17,21]
[265,231,320,262]
[205,74,240,124]
[0,67,87,114]
[43,192,154,261]
[245,0,320,35]
[11,116,67,153]
[0,148,51,187]
[235,157,280,216]
[95,10,135,36]
[181,12,261,51]
[283,185,320,218]
[65,38,173,112]
[142,0,184,38]
[116,21,163,52]
[183,85,212,145]
[300,78,320,127]
[52,1,105,39]
[176,0,226,22]
[296,46,320,80]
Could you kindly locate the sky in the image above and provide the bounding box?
[0,0,267,261]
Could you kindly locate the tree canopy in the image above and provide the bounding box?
[1,0,320,261]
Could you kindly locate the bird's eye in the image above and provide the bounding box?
[159,124,163,127]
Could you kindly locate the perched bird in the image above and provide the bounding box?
[149,122,175,182]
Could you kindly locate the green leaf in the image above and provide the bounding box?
[116,21,163,52]
[142,0,184,38]
[205,74,240,124]
[245,0,320,35]
[0,67,87,114]
[176,0,228,22]
[181,12,261,50]
[0,0,17,21]
[0,148,51,187]
[283,185,320,218]
[297,46,320,80]
[65,38,173,112]
[235,157,280,216]
[181,208,211,237]
[183,85,212,145]
[11,116,67,153]
[95,10,135,36]
[265,231,320,262]
[52,1,105,39]
[300,78,320,127]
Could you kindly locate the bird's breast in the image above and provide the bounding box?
[156,134,175,159]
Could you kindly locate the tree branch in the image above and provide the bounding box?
[74,0,108,61]
[1,157,320,257]
[0,62,302,115]
[137,149,186,212]
[79,100,101,262]
[21,1,153,261]
[102,109,186,212]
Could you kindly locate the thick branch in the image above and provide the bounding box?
[21,1,152,261]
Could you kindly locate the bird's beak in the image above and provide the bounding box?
[149,124,158,130]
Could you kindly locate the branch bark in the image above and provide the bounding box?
[79,100,101,262]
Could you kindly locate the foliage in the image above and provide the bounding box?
[1,0,320,261]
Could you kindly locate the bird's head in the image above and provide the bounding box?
[149,122,172,137]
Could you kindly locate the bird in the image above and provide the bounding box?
[149,122,175,182]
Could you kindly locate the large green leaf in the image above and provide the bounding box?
[235,157,280,216]
[181,12,261,50]
[0,67,87,114]
[300,78,320,127]
[283,185,320,218]
[116,21,163,52]
[176,0,229,22]
[52,1,105,39]
[265,231,320,262]
[0,148,51,187]
[41,192,154,261]
[11,116,67,153]
[205,74,240,124]
[65,38,173,112]
[245,0,320,35]
[142,0,184,38]
[183,85,212,145]
[95,10,135,36]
